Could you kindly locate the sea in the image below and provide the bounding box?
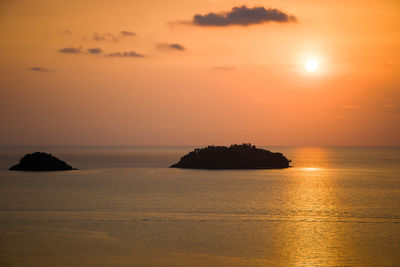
[0,146,399,266]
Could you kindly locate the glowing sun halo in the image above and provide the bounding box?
[305,59,319,72]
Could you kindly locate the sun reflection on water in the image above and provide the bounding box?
[284,147,341,265]
[301,167,321,171]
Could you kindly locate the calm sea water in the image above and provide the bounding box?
[0,146,399,266]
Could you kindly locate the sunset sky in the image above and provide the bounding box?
[0,0,399,146]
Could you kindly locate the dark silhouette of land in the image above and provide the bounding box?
[9,152,76,171]
[170,143,291,169]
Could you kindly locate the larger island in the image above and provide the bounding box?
[170,143,291,169]
[9,152,76,171]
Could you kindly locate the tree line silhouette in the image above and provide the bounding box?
[170,143,291,169]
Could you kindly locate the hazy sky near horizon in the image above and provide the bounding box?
[0,0,399,146]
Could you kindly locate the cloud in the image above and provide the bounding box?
[384,104,397,109]
[105,51,144,58]
[384,61,398,68]
[341,105,359,109]
[156,42,186,51]
[58,47,82,53]
[214,65,235,71]
[87,47,103,54]
[92,32,117,42]
[120,30,136,36]
[190,5,297,26]
[29,67,55,72]
[61,30,72,35]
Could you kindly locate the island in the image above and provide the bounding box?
[170,143,291,169]
[9,152,76,171]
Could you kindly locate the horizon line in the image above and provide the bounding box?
[1,144,399,148]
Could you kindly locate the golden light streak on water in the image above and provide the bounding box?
[284,148,342,265]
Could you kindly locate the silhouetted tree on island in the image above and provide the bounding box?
[170,143,291,169]
[9,152,76,171]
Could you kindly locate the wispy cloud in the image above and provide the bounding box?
[29,67,55,72]
[87,47,103,54]
[92,32,117,42]
[186,5,297,27]
[384,61,397,68]
[341,105,359,109]
[214,65,235,71]
[156,42,186,51]
[105,51,144,58]
[120,30,136,36]
[60,29,72,35]
[384,104,397,108]
[58,47,82,53]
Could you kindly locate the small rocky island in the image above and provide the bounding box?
[170,143,291,169]
[9,152,76,171]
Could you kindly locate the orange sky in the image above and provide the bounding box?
[0,0,399,146]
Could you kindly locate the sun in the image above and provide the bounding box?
[305,58,319,72]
